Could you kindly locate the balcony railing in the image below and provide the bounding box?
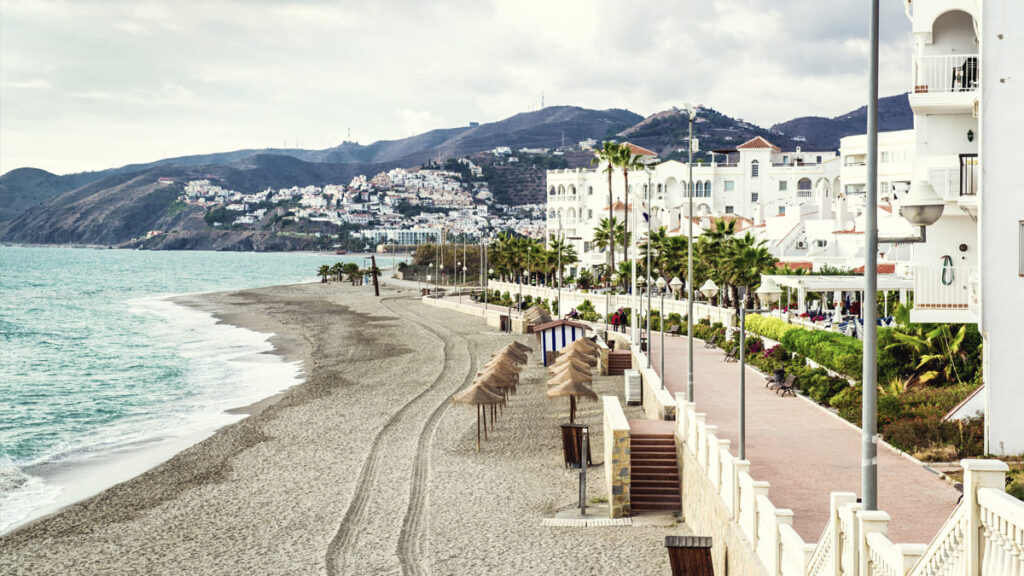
[913,265,977,311]
[913,53,979,94]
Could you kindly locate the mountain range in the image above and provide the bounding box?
[0,94,913,250]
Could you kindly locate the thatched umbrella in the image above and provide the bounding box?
[547,363,592,383]
[562,338,599,354]
[547,378,599,423]
[555,349,598,367]
[486,355,523,373]
[509,341,532,354]
[453,385,504,451]
[496,345,528,364]
[478,366,518,397]
[552,356,593,375]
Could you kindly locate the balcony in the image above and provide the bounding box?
[910,53,979,113]
[910,265,978,323]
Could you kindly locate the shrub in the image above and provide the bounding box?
[781,328,864,380]
[576,299,600,322]
[745,315,800,342]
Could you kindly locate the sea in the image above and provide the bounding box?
[0,245,370,534]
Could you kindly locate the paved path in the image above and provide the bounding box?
[648,332,960,543]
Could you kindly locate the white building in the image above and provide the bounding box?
[545,138,838,270]
[898,0,1022,454]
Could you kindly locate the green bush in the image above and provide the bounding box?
[575,299,601,322]
[781,328,864,380]
[745,315,800,342]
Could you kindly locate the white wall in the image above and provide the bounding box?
[980,0,1024,455]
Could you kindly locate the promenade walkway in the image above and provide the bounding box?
[431,295,960,543]
[648,331,960,543]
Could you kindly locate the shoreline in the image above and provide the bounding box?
[2,289,308,535]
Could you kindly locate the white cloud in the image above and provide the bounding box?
[0,0,914,174]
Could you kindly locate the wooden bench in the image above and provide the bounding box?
[723,345,738,362]
[665,535,713,575]
[776,374,797,397]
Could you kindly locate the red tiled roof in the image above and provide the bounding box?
[622,142,658,156]
[611,201,627,210]
[736,136,781,152]
[853,263,897,274]
[776,261,813,270]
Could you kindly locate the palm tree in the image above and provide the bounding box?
[592,217,625,262]
[342,262,361,284]
[887,303,968,384]
[722,232,776,311]
[614,144,645,265]
[592,141,621,272]
[548,234,578,287]
[576,269,594,290]
[329,262,344,283]
[318,264,331,283]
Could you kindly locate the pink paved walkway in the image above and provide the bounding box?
[649,332,959,543]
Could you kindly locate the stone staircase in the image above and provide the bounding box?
[607,350,632,375]
[630,433,680,513]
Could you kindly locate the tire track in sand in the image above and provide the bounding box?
[325,296,476,576]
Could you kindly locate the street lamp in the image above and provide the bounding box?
[736,279,781,460]
[656,275,667,387]
[684,103,699,403]
[701,278,720,325]
[457,260,462,305]
[637,275,647,353]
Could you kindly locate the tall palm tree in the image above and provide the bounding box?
[329,262,344,283]
[592,141,621,272]
[592,217,625,259]
[722,232,776,311]
[318,264,331,283]
[548,234,578,287]
[614,145,645,265]
[342,262,361,285]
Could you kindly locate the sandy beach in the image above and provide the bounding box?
[1,281,681,575]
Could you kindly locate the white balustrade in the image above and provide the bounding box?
[912,266,977,311]
[913,54,979,94]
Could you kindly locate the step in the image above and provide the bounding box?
[630,446,676,455]
[632,488,680,498]
[632,477,680,487]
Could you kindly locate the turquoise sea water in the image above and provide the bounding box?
[0,246,366,532]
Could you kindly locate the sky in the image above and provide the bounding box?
[0,0,912,175]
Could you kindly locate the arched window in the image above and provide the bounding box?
[558,185,565,195]
[569,185,576,195]
[587,186,593,196]
[549,186,556,196]
[751,160,760,178]
[695,181,703,196]
[797,178,813,197]
[704,180,712,197]
[681,181,688,197]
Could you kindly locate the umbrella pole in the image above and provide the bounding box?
[476,405,481,452]
[483,405,489,440]
[570,395,576,424]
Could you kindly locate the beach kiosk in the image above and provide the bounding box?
[532,319,590,366]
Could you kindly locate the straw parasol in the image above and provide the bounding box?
[496,345,528,364]
[453,385,504,451]
[554,349,598,367]
[547,362,592,382]
[509,341,532,354]
[478,366,518,396]
[548,355,592,374]
[562,338,599,354]
[523,305,552,325]
[547,378,598,423]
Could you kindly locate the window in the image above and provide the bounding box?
[549,186,556,196]
[695,181,703,197]
[724,180,735,192]
[570,185,576,195]
[816,240,827,248]
[725,205,734,214]
[588,186,593,195]
[704,180,712,196]
[751,160,759,178]
[816,155,822,164]
[881,151,890,163]
[782,155,789,165]
[778,206,786,215]
[588,209,593,219]
[779,181,788,191]
[751,193,759,202]
[583,241,590,253]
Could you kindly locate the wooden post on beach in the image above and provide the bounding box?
[370,254,380,297]
[476,405,481,451]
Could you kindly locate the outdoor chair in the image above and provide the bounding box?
[724,345,738,362]
[703,339,716,349]
[776,374,796,397]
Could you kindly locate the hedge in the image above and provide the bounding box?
[745,315,863,380]
[744,315,800,342]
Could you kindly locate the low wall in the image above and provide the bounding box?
[602,396,631,518]
[421,297,527,333]
[631,345,676,420]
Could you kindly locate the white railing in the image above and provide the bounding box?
[487,280,738,326]
[914,54,979,94]
[912,266,977,311]
[978,488,1024,575]
[675,390,1024,576]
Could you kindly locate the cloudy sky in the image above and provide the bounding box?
[0,0,912,175]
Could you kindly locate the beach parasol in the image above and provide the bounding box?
[547,363,592,384]
[547,378,598,423]
[554,349,598,367]
[453,385,504,451]
[509,341,532,354]
[562,338,599,354]
[477,366,518,397]
[496,345,528,364]
[486,354,523,372]
[548,355,592,374]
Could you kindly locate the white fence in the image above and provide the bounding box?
[677,395,1023,576]
[912,266,977,311]
[914,54,979,94]
[487,280,738,327]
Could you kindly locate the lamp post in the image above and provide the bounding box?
[486,267,494,312]
[656,276,667,386]
[735,277,781,460]
[609,272,620,333]
[457,260,462,305]
[700,279,719,325]
[685,103,699,403]
[863,0,881,511]
[637,275,647,355]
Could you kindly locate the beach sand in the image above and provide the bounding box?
[1,282,682,575]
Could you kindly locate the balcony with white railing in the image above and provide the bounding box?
[911,265,978,323]
[910,54,979,113]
